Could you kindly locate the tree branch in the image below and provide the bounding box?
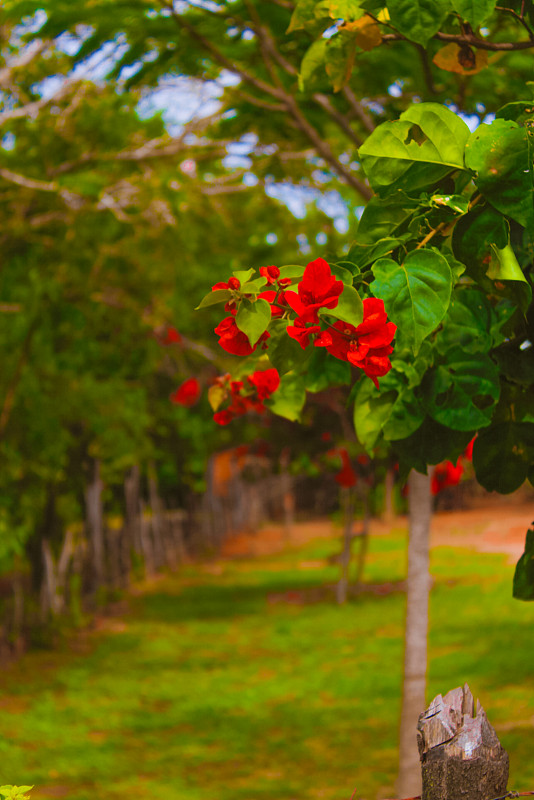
[382,30,534,51]
[312,93,364,147]
[341,87,376,132]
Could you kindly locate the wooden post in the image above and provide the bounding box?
[417,684,509,800]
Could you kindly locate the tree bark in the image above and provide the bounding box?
[398,469,432,797]
[336,488,355,605]
[85,459,105,590]
[354,492,370,592]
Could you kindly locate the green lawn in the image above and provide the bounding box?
[0,523,533,800]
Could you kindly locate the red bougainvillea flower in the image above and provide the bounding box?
[258,289,288,319]
[170,377,201,407]
[160,327,182,345]
[213,409,234,425]
[287,319,322,349]
[247,368,280,399]
[214,316,269,356]
[335,448,358,488]
[260,265,280,284]
[284,257,343,323]
[431,459,464,495]
[212,276,241,291]
[315,298,396,388]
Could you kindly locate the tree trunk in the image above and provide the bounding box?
[85,459,105,591]
[280,448,294,544]
[398,469,432,797]
[383,466,395,525]
[354,492,370,592]
[148,461,166,569]
[336,488,355,605]
[124,464,142,558]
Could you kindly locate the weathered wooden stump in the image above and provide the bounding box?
[417,684,509,800]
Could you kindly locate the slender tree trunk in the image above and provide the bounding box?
[280,448,295,544]
[397,469,432,798]
[354,492,370,592]
[85,459,105,591]
[148,461,165,569]
[125,464,142,558]
[383,466,395,525]
[337,488,355,605]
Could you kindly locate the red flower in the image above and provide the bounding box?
[170,377,201,407]
[160,327,182,345]
[431,459,464,495]
[335,448,358,488]
[315,298,396,388]
[284,258,343,323]
[247,368,280,399]
[260,265,280,284]
[215,316,269,356]
[212,276,241,291]
[213,409,234,425]
[258,289,287,319]
[287,319,322,349]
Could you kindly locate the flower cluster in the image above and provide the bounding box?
[212,368,280,425]
[210,257,396,390]
[315,299,396,388]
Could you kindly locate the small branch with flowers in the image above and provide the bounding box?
[197,257,396,426]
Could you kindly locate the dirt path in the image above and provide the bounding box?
[221,502,534,564]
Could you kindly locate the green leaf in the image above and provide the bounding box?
[196,289,232,309]
[513,528,534,601]
[424,347,500,430]
[354,384,397,450]
[387,0,452,45]
[356,193,417,243]
[452,205,532,313]
[487,243,527,283]
[267,372,306,421]
[299,39,328,91]
[360,103,470,193]
[451,0,496,26]
[347,237,404,269]
[235,298,271,345]
[267,320,313,375]
[492,343,534,387]
[240,278,269,294]
[320,284,363,327]
[391,340,434,389]
[465,119,533,228]
[372,249,452,354]
[305,348,351,392]
[233,268,256,283]
[330,263,355,284]
[430,194,469,214]
[325,28,358,92]
[279,265,306,279]
[393,417,476,473]
[288,0,364,32]
[436,287,494,355]
[473,421,534,493]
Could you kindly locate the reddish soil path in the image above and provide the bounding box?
[221,500,534,564]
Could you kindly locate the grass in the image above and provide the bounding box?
[0,521,533,800]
